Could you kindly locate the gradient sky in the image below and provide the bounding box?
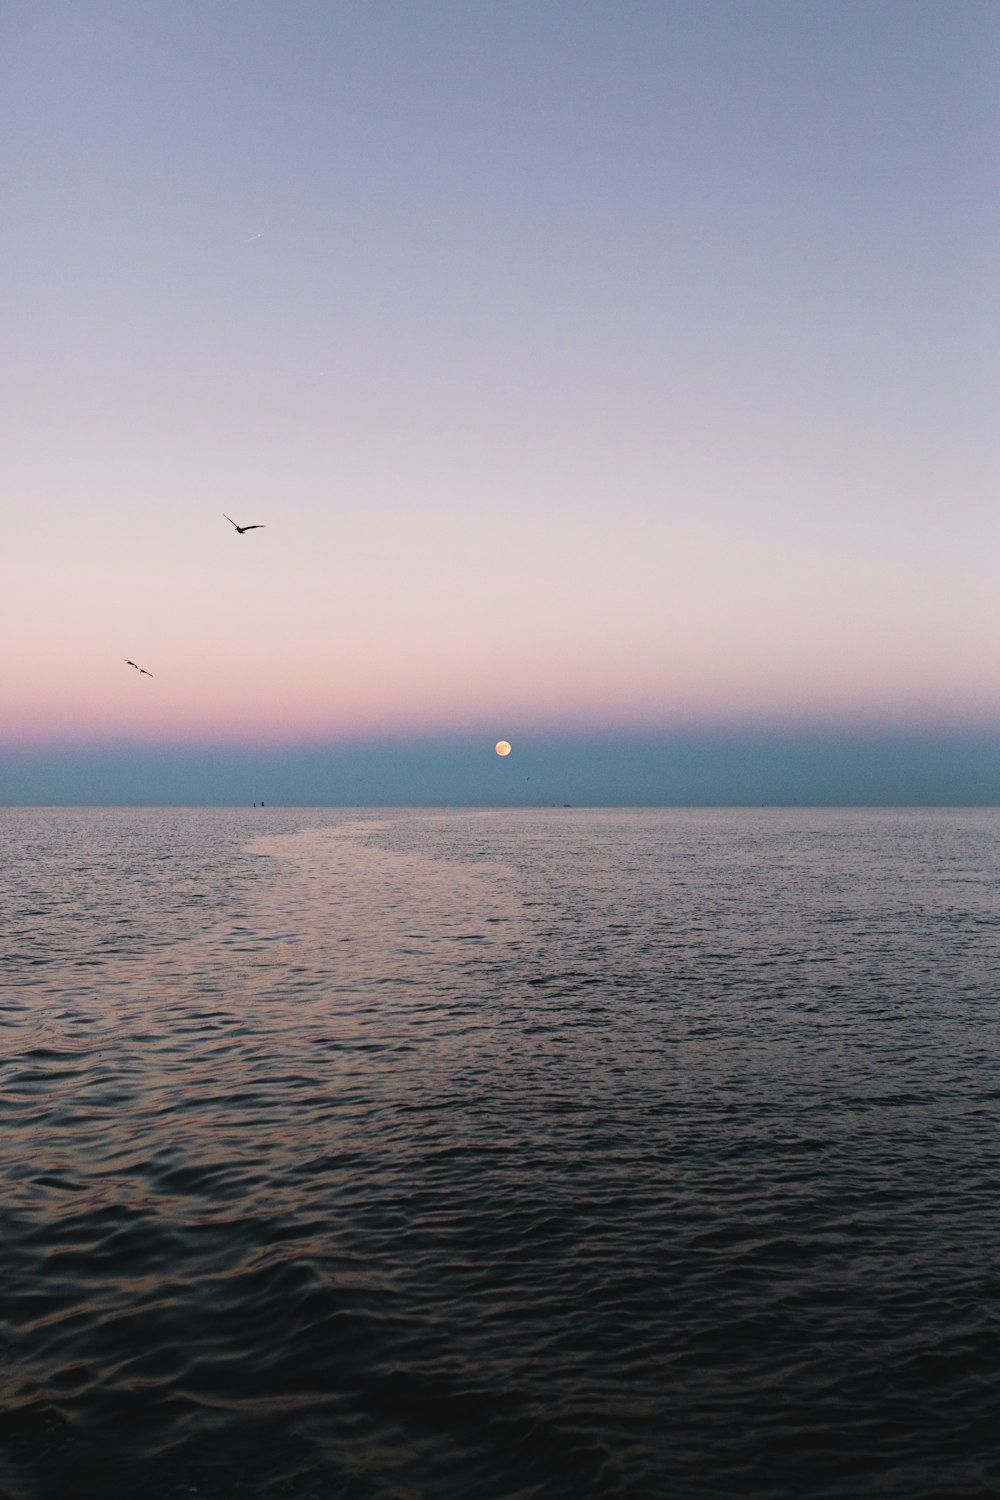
[3,1,999,801]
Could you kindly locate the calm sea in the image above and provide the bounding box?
[2,807,999,1500]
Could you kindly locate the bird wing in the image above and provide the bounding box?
[126,660,137,667]
[140,669,153,676]
[223,513,238,527]
[243,524,265,531]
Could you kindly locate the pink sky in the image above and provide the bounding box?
[4,3,999,755]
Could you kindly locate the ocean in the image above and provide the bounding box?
[2,806,998,1500]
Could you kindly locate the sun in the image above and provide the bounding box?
[495,740,512,757]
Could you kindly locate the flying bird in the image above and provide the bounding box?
[125,660,153,677]
[223,513,265,535]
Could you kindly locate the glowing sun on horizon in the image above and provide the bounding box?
[495,740,512,757]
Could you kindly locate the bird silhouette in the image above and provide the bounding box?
[125,660,153,677]
[223,513,265,535]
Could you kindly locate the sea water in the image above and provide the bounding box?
[1,807,999,1499]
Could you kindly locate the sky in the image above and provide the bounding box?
[3,0,999,803]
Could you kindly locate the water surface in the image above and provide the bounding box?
[2,807,999,1498]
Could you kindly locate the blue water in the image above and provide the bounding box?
[2,807,999,1499]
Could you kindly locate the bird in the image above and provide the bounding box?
[223,513,265,535]
[125,660,153,677]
